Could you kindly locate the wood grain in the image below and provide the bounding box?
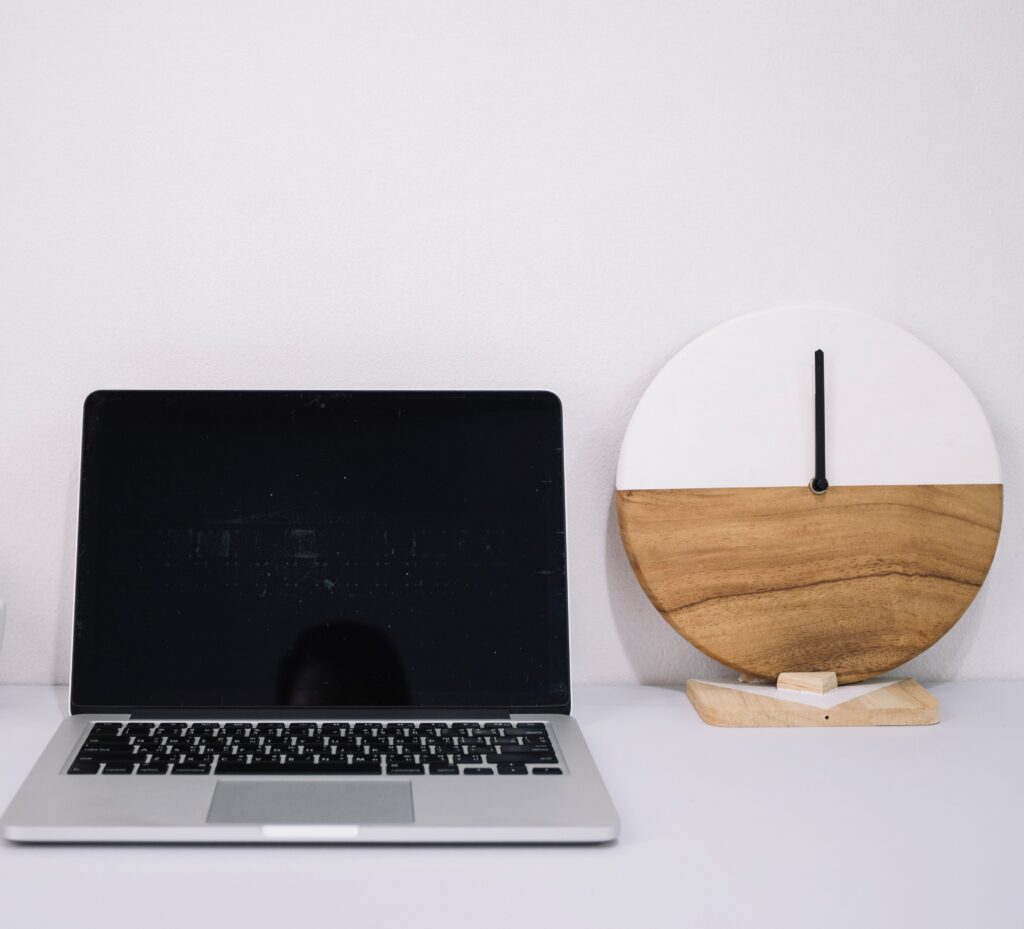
[617,484,1003,683]
[686,678,940,727]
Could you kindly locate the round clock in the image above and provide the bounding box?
[616,307,1003,684]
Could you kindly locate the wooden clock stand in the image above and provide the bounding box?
[685,673,940,728]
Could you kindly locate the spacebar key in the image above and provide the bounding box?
[215,761,381,775]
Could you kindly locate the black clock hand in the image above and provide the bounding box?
[810,348,828,493]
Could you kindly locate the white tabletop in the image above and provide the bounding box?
[1,683,1020,927]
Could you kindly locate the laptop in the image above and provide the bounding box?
[1,390,618,843]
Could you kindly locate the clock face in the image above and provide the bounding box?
[616,307,1003,683]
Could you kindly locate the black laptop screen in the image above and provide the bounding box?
[70,391,569,713]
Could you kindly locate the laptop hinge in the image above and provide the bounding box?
[128,709,514,720]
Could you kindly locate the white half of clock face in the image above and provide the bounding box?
[616,306,1000,491]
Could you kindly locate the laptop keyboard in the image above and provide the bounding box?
[67,721,563,776]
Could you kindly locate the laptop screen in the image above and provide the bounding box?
[70,391,569,713]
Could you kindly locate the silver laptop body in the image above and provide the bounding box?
[1,390,618,843]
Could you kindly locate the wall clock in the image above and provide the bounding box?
[616,307,1003,703]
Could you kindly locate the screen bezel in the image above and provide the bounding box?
[68,389,571,717]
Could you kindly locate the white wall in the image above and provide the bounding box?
[1,1,1022,686]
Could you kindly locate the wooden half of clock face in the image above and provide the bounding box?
[616,307,1003,684]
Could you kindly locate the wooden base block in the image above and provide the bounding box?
[777,671,838,694]
[686,678,940,727]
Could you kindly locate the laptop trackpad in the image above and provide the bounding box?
[207,781,414,825]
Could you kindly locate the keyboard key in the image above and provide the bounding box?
[221,724,251,735]
[80,742,134,754]
[497,763,527,775]
[132,737,162,748]
[68,761,100,774]
[78,753,139,766]
[387,763,424,775]
[485,752,557,765]
[102,763,135,774]
[137,764,169,774]
[428,764,459,775]
[463,767,494,775]
[319,761,383,775]
[532,767,563,775]
[215,760,381,775]
[172,764,211,774]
